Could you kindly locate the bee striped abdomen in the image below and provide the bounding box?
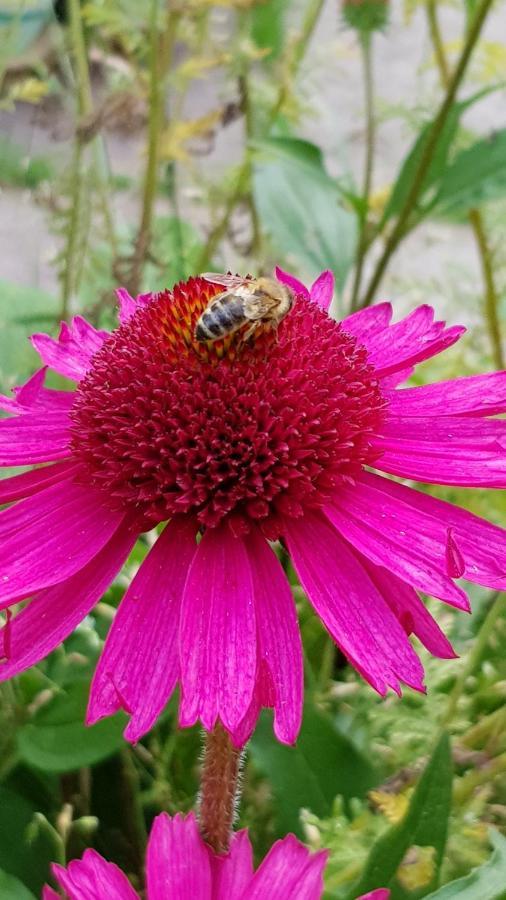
[195,295,246,342]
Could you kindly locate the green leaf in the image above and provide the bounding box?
[429,129,506,216]
[0,870,36,900]
[252,136,357,293]
[250,701,376,837]
[424,830,506,900]
[348,733,453,899]
[17,683,127,773]
[0,280,58,392]
[0,786,53,895]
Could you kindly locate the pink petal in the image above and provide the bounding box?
[229,661,275,748]
[275,267,310,299]
[325,477,470,608]
[310,270,334,311]
[242,834,328,900]
[358,556,456,659]
[0,480,127,607]
[0,411,71,465]
[285,512,426,695]
[388,371,506,418]
[341,302,393,343]
[179,525,257,734]
[0,461,79,504]
[51,849,139,899]
[373,415,506,487]
[244,529,303,744]
[354,471,506,591]
[0,523,136,679]
[87,518,197,742]
[42,888,60,900]
[116,288,152,325]
[0,367,74,415]
[146,812,212,900]
[357,892,390,900]
[213,830,254,895]
[31,316,108,381]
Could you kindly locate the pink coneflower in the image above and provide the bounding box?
[42,810,386,899]
[0,271,505,746]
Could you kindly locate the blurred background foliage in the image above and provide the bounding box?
[0,0,505,897]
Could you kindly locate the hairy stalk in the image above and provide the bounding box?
[119,748,148,877]
[442,591,505,728]
[350,33,375,311]
[199,722,242,854]
[425,0,503,369]
[195,0,325,271]
[359,0,494,308]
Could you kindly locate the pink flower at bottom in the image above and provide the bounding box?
[42,811,388,900]
[0,271,505,746]
[43,811,328,899]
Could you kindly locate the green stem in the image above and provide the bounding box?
[119,748,148,877]
[425,0,503,370]
[350,33,375,312]
[359,0,494,308]
[441,591,505,728]
[195,0,325,271]
[198,723,242,855]
[454,750,506,804]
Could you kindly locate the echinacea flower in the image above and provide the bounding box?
[1,271,505,746]
[42,810,386,900]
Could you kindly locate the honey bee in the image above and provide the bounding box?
[195,274,295,343]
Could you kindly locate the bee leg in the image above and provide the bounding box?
[242,322,258,343]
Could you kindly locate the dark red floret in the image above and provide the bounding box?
[70,277,387,538]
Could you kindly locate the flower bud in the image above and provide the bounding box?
[342,0,390,35]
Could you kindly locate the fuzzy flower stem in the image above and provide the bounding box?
[199,722,242,855]
[350,32,375,312]
[442,591,505,728]
[195,0,325,271]
[425,0,503,370]
[360,0,494,308]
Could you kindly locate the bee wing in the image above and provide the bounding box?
[201,272,247,289]
[242,293,280,321]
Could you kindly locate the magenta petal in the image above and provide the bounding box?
[310,270,334,311]
[0,367,75,415]
[179,525,256,734]
[245,529,303,744]
[31,316,107,381]
[0,461,79,504]
[388,371,506,418]
[0,480,127,607]
[285,512,426,695]
[51,850,139,899]
[0,411,71,465]
[213,830,254,895]
[146,812,212,900]
[242,834,328,900]
[341,302,393,344]
[42,887,60,900]
[346,471,506,592]
[0,523,136,680]
[116,288,138,324]
[325,478,470,608]
[358,556,456,659]
[275,267,310,299]
[356,891,390,900]
[87,518,197,742]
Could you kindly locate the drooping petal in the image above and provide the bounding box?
[0,410,71,465]
[310,270,334,311]
[241,834,328,900]
[0,523,136,679]
[0,480,127,607]
[0,367,75,415]
[146,812,212,900]
[179,525,257,734]
[389,371,506,418]
[352,471,506,591]
[0,461,79,504]
[213,830,254,896]
[51,850,139,900]
[274,267,310,299]
[372,415,506,487]
[31,316,108,381]
[285,512,426,695]
[87,518,197,742]
[358,555,456,659]
[325,477,470,608]
[244,529,303,745]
